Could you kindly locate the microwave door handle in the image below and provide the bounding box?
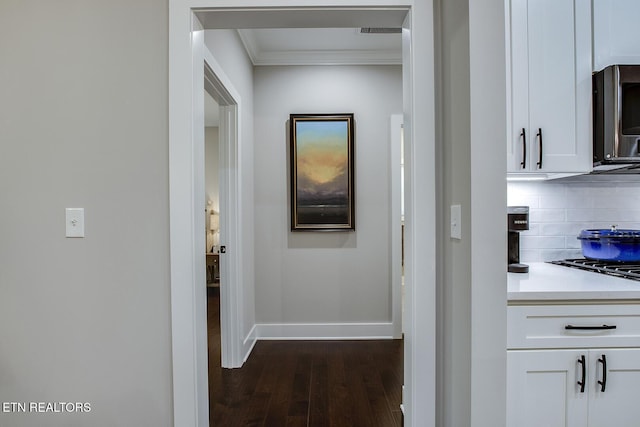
[520,128,527,169]
[536,128,543,169]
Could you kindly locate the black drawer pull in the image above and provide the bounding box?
[565,324,617,330]
[577,355,586,393]
[598,354,607,392]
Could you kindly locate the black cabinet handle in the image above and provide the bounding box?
[598,354,607,392]
[577,355,586,393]
[520,128,527,169]
[565,324,617,330]
[536,128,543,169]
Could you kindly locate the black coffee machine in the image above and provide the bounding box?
[508,206,529,273]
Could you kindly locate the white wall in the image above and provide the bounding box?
[436,0,508,425]
[204,29,256,341]
[508,177,640,262]
[593,0,640,71]
[253,65,402,329]
[468,0,507,426]
[0,1,172,426]
[437,0,472,424]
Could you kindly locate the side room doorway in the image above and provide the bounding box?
[204,89,222,372]
[203,53,243,371]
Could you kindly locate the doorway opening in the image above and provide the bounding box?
[203,54,243,370]
[169,5,438,427]
[203,88,222,380]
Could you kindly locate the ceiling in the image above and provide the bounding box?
[204,26,402,126]
[237,28,402,66]
[195,7,406,66]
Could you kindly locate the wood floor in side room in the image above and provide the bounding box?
[207,287,404,427]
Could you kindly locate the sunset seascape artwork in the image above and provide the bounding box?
[290,114,354,230]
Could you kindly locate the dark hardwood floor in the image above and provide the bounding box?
[207,287,404,427]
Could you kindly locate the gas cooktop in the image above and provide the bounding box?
[549,259,640,282]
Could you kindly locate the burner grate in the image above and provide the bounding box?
[549,259,640,281]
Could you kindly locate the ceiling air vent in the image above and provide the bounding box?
[360,27,402,34]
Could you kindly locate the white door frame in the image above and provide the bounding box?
[168,15,245,426]
[390,113,403,338]
[203,49,243,369]
[169,2,437,427]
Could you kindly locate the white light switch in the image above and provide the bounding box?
[66,208,85,238]
[450,204,461,240]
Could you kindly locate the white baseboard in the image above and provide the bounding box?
[242,324,258,364]
[254,322,395,340]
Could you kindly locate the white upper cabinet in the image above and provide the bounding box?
[506,0,592,175]
[593,0,640,71]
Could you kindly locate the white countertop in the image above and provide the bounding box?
[508,262,640,301]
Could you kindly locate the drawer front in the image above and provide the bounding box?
[507,305,640,349]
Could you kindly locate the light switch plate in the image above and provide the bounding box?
[450,204,461,240]
[66,208,85,238]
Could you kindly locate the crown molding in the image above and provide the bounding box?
[236,29,401,66]
[237,29,259,64]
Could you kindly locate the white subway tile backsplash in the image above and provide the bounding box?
[539,249,582,262]
[565,236,581,249]
[567,209,640,223]
[520,236,565,249]
[597,195,640,210]
[529,209,565,223]
[539,222,582,236]
[507,195,539,209]
[508,178,640,263]
[519,249,542,263]
[523,223,541,235]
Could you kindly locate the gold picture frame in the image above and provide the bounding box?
[289,113,355,231]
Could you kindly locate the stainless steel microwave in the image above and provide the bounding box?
[593,65,640,165]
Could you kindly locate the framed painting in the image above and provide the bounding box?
[290,113,355,231]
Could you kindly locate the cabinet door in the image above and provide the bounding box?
[507,0,591,173]
[507,350,588,427]
[507,0,530,172]
[588,349,640,427]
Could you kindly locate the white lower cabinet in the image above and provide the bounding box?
[587,349,640,426]
[507,304,640,427]
[507,349,640,427]
[507,349,587,427]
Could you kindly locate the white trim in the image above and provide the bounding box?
[236,28,402,66]
[242,324,258,363]
[236,26,403,66]
[203,29,250,369]
[390,114,403,339]
[203,48,242,105]
[170,3,436,427]
[236,29,259,64]
[255,322,395,340]
[402,6,437,426]
[191,21,209,427]
[169,5,201,425]
[252,49,401,66]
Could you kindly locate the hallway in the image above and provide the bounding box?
[207,288,403,426]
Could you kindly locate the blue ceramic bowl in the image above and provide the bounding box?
[578,229,640,262]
